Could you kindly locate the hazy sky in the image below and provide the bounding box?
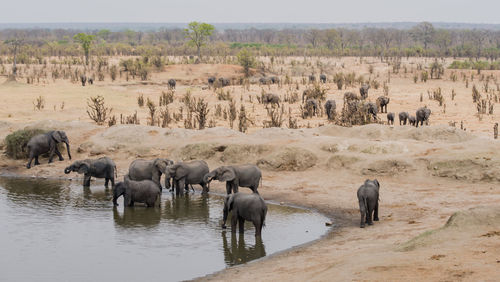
[2,0,499,23]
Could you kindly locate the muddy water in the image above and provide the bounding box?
[0,177,329,282]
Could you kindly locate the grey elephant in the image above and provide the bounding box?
[64,157,116,187]
[208,76,216,85]
[320,74,327,83]
[204,164,261,194]
[409,115,416,126]
[377,96,390,113]
[112,176,161,207]
[399,112,409,125]
[259,77,270,85]
[359,84,370,99]
[344,91,360,102]
[309,74,316,83]
[305,98,319,117]
[357,179,380,228]
[416,107,431,127]
[364,102,378,119]
[26,130,71,169]
[128,158,173,190]
[166,160,210,194]
[168,79,176,90]
[262,93,280,107]
[270,76,280,84]
[80,75,87,86]
[325,100,336,121]
[222,192,267,237]
[88,76,94,85]
[387,112,394,125]
[219,77,230,87]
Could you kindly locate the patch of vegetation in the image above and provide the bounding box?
[5,129,46,159]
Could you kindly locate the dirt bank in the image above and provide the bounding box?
[1,121,500,281]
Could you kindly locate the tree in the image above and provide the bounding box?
[4,39,23,77]
[323,29,339,50]
[306,29,322,48]
[410,22,435,50]
[237,48,256,77]
[184,22,215,59]
[73,33,95,66]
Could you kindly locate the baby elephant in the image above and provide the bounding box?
[204,164,262,194]
[387,112,394,125]
[357,179,380,228]
[113,176,161,207]
[399,112,409,125]
[64,156,116,187]
[409,115,416,126]
[223,192,267,237]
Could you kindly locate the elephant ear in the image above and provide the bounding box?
[154,159,168,174]
[77,162,90,174]
[373,179,380,189]
[51,131,63,143]
[220,167,236,182]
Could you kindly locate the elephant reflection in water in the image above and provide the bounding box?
[221,231,266,266]
[162,193,210,222]
[113,206,161,228]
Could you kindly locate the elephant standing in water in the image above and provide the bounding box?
[204,165,262,194]
[128,158,173,190]
[26,130,71,169]
[223,192,267,236]
[64,157,116,187]
[166,160,210,194]
[357,179,380,228]
[113,176,161,207]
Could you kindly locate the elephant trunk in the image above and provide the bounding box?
[165,176,171,190]
[64,167,71,174]
[203,173,213,184]
[65,141,72,160]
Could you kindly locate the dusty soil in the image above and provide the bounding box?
[1,57,500,281]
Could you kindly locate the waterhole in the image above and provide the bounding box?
[0,177,330,281]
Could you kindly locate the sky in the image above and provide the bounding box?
[1,0,499,24]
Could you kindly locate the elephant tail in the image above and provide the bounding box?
[261,206,267,227]
[361,196,368,214]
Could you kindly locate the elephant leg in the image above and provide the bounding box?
[359,200,366,228]
[105,178,109,188]
[26,152,35,169]
[110,177,115,188]
[48,146,56,163]
[201,182,208,193]
[367,207,374,225]
[83,175,91,187]
[231,212,238,233]
[55,147,64,161]
[238,217,245,234]
[254,219,262,237]
[374,201,379,221]
[226,182,232,194]
[232,183,239,193]
[178,179,185,195]
[34,156,40,165]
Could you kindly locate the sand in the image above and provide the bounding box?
[1,57,500,281]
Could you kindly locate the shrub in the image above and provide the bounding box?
[87,96,112,125]
[237,48,256,77]
[5,129,46,159]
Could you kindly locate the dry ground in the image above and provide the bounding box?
[0,57,500,281]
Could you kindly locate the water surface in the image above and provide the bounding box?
[0,177,329,281]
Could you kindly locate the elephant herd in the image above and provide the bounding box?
[24,130,266,235]
[390,107,431,127]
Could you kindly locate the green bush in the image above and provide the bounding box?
[5,129,46,159]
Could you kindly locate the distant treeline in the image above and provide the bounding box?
[1,22,500,59]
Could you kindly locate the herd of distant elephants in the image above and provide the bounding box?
[21,73,434,235]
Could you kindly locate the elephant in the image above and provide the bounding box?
[262,93,280,107]
[416,107,431,127]
[270,76,280,84]
[259,77,270,85]
[165,160,210,194]
[305,98,319,117]
[364,102,378,119]
[387,112,395,125]
[344,91,360,102]
[219,77,230,87]
[128,158,173,190]
[409,115,416,126]
[377,96,390,113]
[80,75,87,86]
[88,77,94,85]
[168,79,176,90]
[208,76,216,85]
[64,157,116,187]
[309,74,316,83]
[325,100,336,121]
[357,179,380,228]
[112,176,161,207]
[320,74,327,83]
[222,192,267,237]
[204,164,262,194]
[26,130,71,169]
[399,112,409,125]
[359,84,370,99]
